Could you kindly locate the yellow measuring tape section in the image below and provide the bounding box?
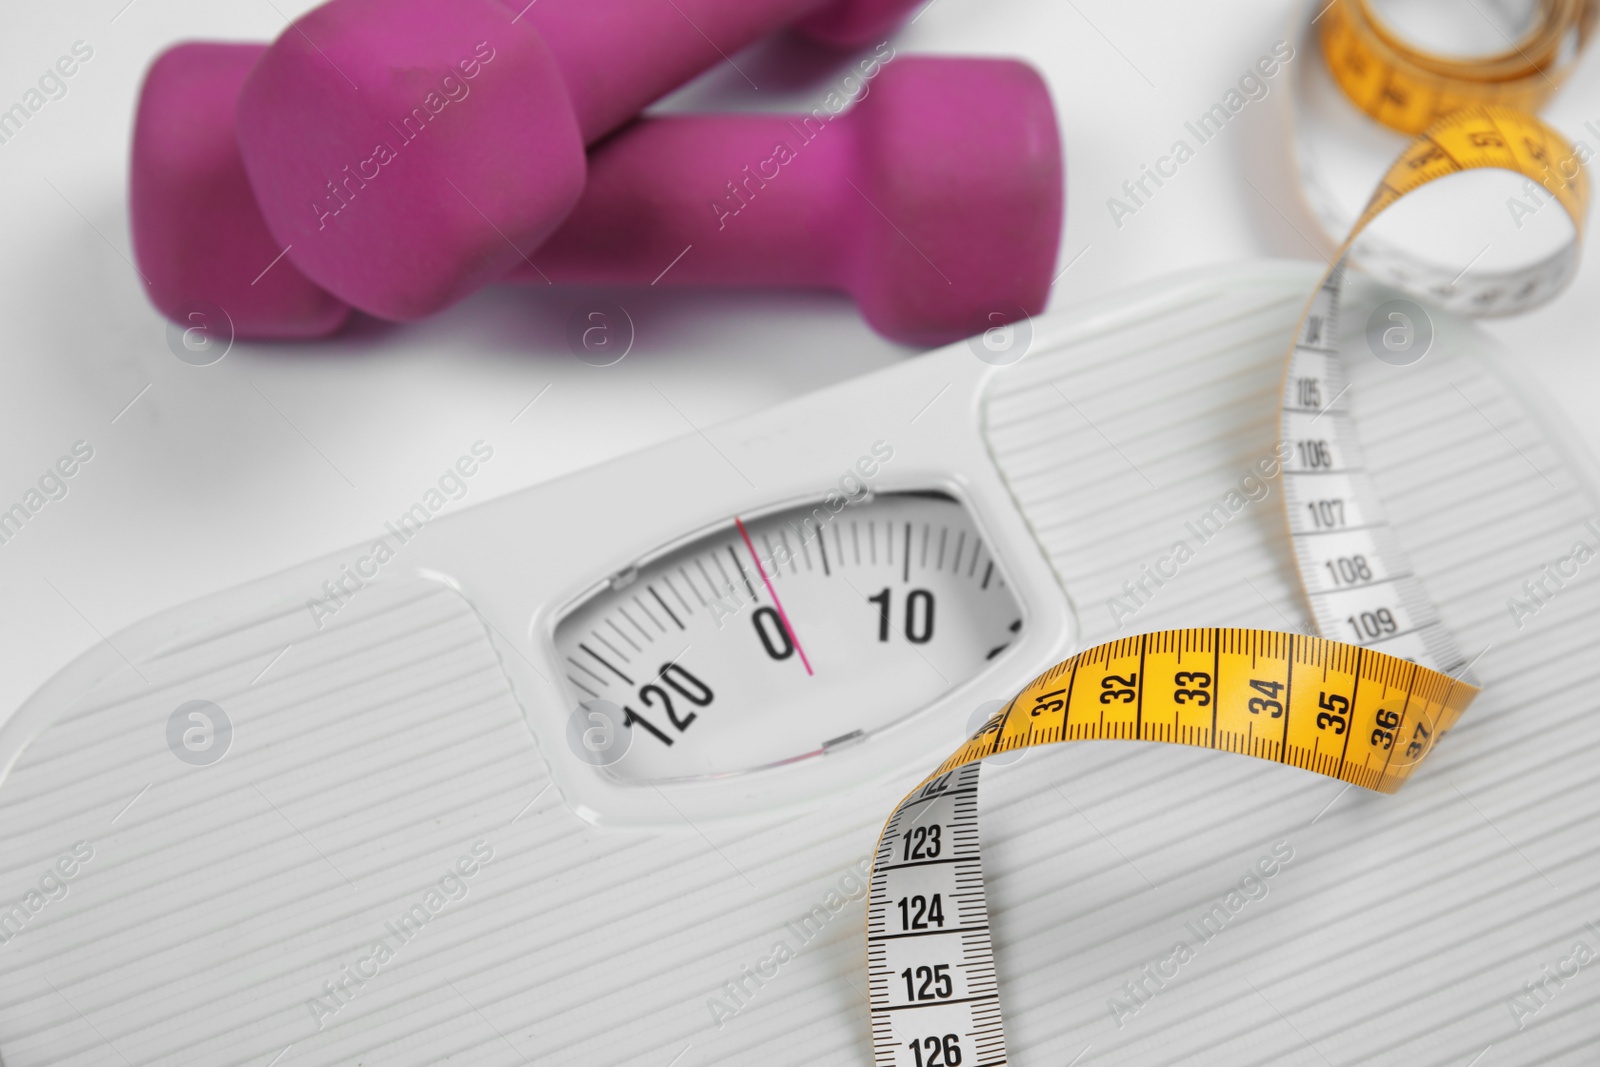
[1351,103,1588,243]
[1320,0,1596,134]
[925,630,1473,796]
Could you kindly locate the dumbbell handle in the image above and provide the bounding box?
[524,0,889,142]
[518,111,856,287]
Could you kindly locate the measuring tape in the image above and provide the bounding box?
[1298,0,1595,314]
[1320,0,1595,135]
[865,12,1591,1064]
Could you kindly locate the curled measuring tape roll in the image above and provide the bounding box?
[1291,0,1595,314]
[1319,0,1596,135]
[866,98,1589,1067]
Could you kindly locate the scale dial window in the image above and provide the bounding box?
[551,491,1024,783]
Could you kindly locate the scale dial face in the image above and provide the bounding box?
[551,491,1024,783]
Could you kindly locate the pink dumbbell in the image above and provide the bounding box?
[230,0,922,323]
[133,47,1062,344]
[517,56,1062,345]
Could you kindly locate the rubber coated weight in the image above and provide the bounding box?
[131,51,1062,345]
[231,0,925,321]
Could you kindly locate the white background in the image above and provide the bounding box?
[0,0,1596,723]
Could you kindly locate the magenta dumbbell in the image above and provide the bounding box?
[518,56,1062,345]
[231,0,922,323]
[133,48,1061,345]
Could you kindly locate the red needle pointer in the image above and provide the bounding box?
[735,517,813,676]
